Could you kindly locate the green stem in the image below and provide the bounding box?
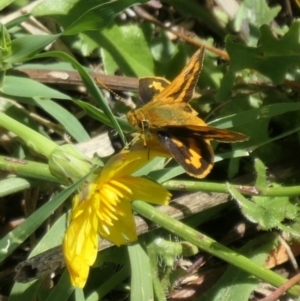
[132,201,300,297]
[0,112,58,159]
[163,180,300,197]
[0,156,60,183]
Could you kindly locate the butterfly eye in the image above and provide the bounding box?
[141,119,150,129]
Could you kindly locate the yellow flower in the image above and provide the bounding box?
[63,147,171,288]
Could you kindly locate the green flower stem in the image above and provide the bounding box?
[0,112,58,158]
[162,180,300,197]
[0,156,60,183]
[132,200,300,297]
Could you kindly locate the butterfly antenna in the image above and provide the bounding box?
[95,77,136,110]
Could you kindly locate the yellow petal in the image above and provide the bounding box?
[100,143,171,184]
[63,204,99,287]
[98,200,137,246]
[67,256,90,288]
[120,176,171,206]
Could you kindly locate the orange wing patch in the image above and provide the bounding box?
[139,77,170,104]
[158,129,214,178]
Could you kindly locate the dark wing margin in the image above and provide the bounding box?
[158,129,214,179]
[167,125,249,142]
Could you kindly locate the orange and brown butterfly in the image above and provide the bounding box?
[126,47,249,179]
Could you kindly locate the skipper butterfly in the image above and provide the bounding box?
[126,47,248,178]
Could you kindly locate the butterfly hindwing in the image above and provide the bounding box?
[158,128,214,179]
[139,77,171,104]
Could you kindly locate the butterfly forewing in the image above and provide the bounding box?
[152,47,205,104]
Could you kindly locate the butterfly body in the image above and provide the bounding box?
[126,47,248,178]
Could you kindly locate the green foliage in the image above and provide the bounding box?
[146,235,198,295]
[234,0,281,33]
[100,24,155,77]
[227,22,300,84]
[1,0,300,300]
[202,233,278,301]
[228,159,300,234]
[33,0,148,35]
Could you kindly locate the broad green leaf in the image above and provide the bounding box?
[234,0,281,34]
[33,0,148,35]
[100,24,155,77]
[226,22,300,84]
[215,70,235,101]
[150,32,176,63]
[0,0,15,10]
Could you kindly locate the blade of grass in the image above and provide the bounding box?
[86,264,130,301]
[33,98,90,142]
[74,99,132,132]
[0,177,35,197]
[7,34,61,64]
[45,270,74,301]
[128,242,153,301]
[34,51,126,145]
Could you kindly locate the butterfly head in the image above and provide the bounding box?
[127,109,150,132]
